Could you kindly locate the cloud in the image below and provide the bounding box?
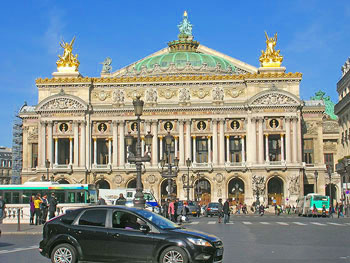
[43,7,66,55]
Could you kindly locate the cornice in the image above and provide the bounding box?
[35,72,302,85]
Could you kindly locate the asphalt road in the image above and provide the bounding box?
[0,214,349,263]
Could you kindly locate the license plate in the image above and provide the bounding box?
[216,248,223,256]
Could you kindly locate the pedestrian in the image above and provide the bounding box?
[49,193,58,219]
[174,199,179,222]
[34,194,43,225]
[218,198,223,223]
[29,194,35,224]
[196,202,201,218]
[115,193,126,205]
[162,199,170,219]
[0,195,6,221]
[338,203,344,218]
[259,204,265,216]
[223,198,230,224]
[40,194,49,224]
[168,199,175,222]
[312,204,317,217]
[329,205,333,218]
[97,197,107,205]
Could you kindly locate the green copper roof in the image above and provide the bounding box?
[134,51,235,71]
[310,90,337,120]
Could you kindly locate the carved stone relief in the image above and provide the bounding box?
[126,89,145,99]
[192,88,210,99]
[41,98,86,110]
[323,141,337,151]
[212,87,224,101]
[304,122,318,135]
[225,87,244,98]
[252,175,265,195]
[112,89,125,103]
[114,175,124,185]
[323,121,339,133]
[92,90,112,101]
[145,88,158,103]
[179,88,190,102]
[251,93,297,105]
[159,88,176,100]
[288,175,299,195]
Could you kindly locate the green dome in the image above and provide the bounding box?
[134,51,235,71]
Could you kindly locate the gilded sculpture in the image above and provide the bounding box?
[178,11,193,37]
[259,32,283,67]
[56,37,80,72]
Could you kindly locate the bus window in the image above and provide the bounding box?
[87,190,97,204]
[77,192,85,203]
[144,193,152,201]
[22,191,33,204]
[4,192,11,204]
[12,192,20,204]
[68,192,75,203]
[56,191,65,203]
[126,192,133,198]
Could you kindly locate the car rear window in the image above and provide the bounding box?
[79,209,107,227]
[209,203,219,208]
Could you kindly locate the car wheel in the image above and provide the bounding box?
[160,246,188,263]
[51,243,77,263]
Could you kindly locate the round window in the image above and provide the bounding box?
[269,119,279,128]
[59,123,68,132]
[164,121,173,131]
[98,123,107,132]
[197,121,207,130]
[230,120,240,130]
[131,122,138,132]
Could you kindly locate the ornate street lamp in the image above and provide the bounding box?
[45,159,50,181]
[182,158,194,202]
[161,132,179,199]
[126,96,153,208]
[327,165,332,207]
[343,159,350,216]
[314,170,318,193]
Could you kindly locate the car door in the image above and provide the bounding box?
[106,210,155,262]
[72,208,109,261]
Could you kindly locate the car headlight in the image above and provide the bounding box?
[187,237,213,247]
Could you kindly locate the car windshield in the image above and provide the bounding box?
[313,195,328,201]
[135,209,179,230]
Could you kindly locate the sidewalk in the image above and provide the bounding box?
[0,223,43,235]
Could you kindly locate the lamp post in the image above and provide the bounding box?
[161,132,179,199]
[45,159,50,181]
[125,96,153,208]
[343,159,350,217]
[182,158,193,202]
[314,170,318,193]
[327,165,332,207]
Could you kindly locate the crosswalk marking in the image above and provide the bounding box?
[293,222,307,225]
[242,221,252,225]
[276,222,289,225]
[208,221,216,224]
[190,221,199,224]
[260,222,270,225]
[0,246,38,255]
[327,222,343,226]
[310,222,326,226]
[227,222,234,224]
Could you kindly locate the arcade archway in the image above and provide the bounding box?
[127,178,144,189]
[194,178,211,205]
[160,179,177,202]
[228,178,245,205]
[95,179,110,189]
[57,179,70,184]
[267,177,284,205]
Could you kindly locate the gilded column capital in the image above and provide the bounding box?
[207,135,212,139]
[192,135,196,139]
[226,135,230,139]
[159,136,163,139]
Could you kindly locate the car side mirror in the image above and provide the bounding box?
[140,224,150,233]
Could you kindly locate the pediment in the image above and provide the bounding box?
[36,92,88,112]
[248,89,301,107]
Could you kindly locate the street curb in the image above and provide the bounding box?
[1,232,42,235]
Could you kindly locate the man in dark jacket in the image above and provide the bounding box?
[48,193,58,219]
[223,198,230,224]
[174,199,179,222]
[115,193,126,205]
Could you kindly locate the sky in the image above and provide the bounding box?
[0,0,350,148]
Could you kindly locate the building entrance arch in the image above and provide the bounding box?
[194,178,211,205]
[267,177,284,205]
[95,179,110,189]
[57,179,70,184]
[228,178,245,205]
[126,178,144,189]
[160,179,177,202]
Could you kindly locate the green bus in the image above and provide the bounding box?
[296,193,330,217]
[0,181,98,205]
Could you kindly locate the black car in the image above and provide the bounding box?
[39,206,223,263]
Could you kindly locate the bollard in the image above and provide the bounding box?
[17,208,21,232]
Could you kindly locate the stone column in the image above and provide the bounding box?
[208,136,212,163]
[93,138,97,166]
[192,136,197,163]
[285,118,291,163]
[86,121,91,171]
[292,118,298,163]
[69,137,73,165]
[219,119,225,165]
[47,122,53,167]
[174,136,178,158]
[251,118,257,164]
[265,134,269,163]
[28,142,32,169]
[119,121,125,166]
[212,119,218,165]
[40,121,47,168]
[38,122,42,168]
[141,137,145,156]
[112,121,118,167]
[151,120,158,166]
[281,134,285,162]
[179,120,185,166]
[80,121,86,168]
[159,136,163,161]
[241,135,246,163]
[258,118,264,164]
[73,121,79,167]
[185,120,191,161]
[54,138,58,165]
[108,138,112,165]
[226,136,230,163]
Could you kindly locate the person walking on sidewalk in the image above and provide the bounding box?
[218,199,223,223]
[34,194,43,225]
[29,194,35,225]
[49,193,58,219]
[223,199,230,224]
[168,199,175,222]
[40,194,49,224]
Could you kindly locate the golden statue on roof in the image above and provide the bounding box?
[56,37,80,72]
[259,32,283,67]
